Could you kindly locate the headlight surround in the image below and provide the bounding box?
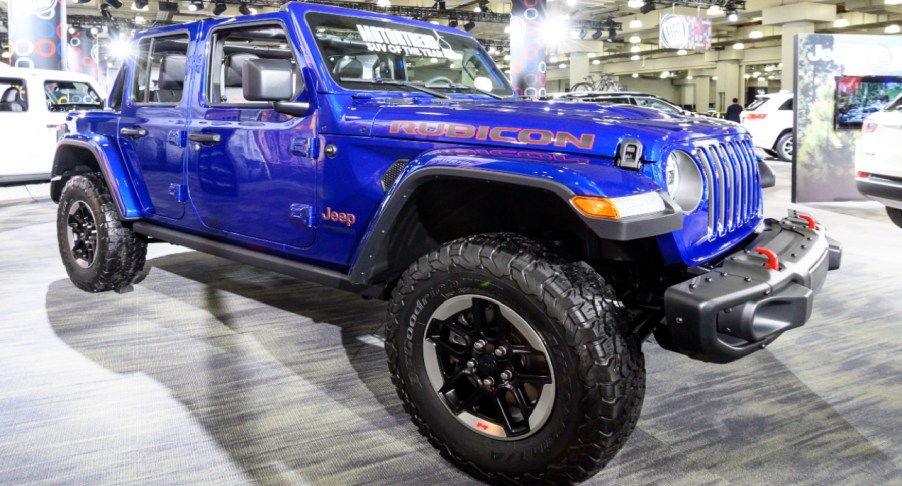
[665,150,703,213]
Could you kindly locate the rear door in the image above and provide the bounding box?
[118,30,195,220]
[186,20,317,249]
[0,76,39,177]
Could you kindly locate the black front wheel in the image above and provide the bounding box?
[775,132,794,162]
[386,233,645,484]
[56,173,147,292]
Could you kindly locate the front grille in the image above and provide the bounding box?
[694,137,760,238]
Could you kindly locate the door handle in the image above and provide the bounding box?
[188,132,221,144]
[120,127,147,138]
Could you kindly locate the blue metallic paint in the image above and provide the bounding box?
[55,3,764,277]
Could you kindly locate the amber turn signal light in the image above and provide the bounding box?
[571,196,620,219]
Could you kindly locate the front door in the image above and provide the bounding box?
[187,21,316,249]
[118,31,194,220]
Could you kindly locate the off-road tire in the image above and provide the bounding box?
[888,207,902,229]
[56,173,147,292]
[775,131,794,162]
[386,233,645,484]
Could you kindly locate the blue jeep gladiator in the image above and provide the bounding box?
[50,4,841,484]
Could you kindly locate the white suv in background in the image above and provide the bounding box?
[741,92,794,162]
[855,93,902,228]
[0,68,106,187]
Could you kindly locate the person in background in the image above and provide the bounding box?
[726,98,743,123]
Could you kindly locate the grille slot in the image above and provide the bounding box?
[692,136,760,238]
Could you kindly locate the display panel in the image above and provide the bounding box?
[834,75,902,129]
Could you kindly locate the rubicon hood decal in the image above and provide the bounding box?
[389,121,596,150]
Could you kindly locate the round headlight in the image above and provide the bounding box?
[665,150,703,212]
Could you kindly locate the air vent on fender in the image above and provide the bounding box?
[381,159,410,192]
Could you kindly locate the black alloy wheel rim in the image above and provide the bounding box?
[422,294,555,440]
[66,201,98,268]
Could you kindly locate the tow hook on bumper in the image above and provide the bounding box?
[660,211,842,364]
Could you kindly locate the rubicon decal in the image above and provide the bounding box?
[389,121,596,150]
[322,207,356,227]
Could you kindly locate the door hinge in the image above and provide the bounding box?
[290,137,320,159]
[168,183,187,202]
[289,203,316,228]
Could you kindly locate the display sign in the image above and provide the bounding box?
[834,76,902,129]
[7,0,67,70]
[509,0,547,98]
[65,30,100,79]
[357,25,461,60]
[658,13,711,51]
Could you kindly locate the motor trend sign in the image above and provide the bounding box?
[357,25,460,59]
[659,13,711,51]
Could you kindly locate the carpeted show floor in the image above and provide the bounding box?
[1,162,901,485]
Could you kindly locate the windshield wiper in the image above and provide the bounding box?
[425,82,504,100]
[340,78,449,99]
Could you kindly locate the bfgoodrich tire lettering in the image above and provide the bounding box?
[386,233,645,484]
[56,173,147,292]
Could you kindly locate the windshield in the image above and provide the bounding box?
[44,80,102,111]
[306,12,513,96]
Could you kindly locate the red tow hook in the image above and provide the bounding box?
[755,247,780,271]
[798,213,817,229]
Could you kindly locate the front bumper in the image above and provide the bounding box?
[660,211,842,364]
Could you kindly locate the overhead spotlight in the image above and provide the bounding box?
[464,20,476,32]
[68,25,77,34]
[733,42,745,49]
[434,0,446,10]
[631,54,640,61]
[376,0,391,7]
[187,1,204,12]
[632,73,639,78]
[578,27,587,39]
[627,0,643,7]
[886,24,901,34]
[687,75,693,80]
[90,26,100,35]
[591,29,603,40]
[105,0,123,8]
[749,30,763,39]
[707,5,723,15]
[213,0,227,15]
[677,49,687,55]
[1,50,9,59]
[607,27,616,42]
[158,1,179,12]
[238,2,251,14]
[833,17,849,28]
[639,0,656,15]
[727,10,738,22]
[592,59,600,65]
[448,19,458,27]
[629,35,641,43]
[629,17,642,28]
[630,45,640,53]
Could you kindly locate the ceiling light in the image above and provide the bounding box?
[68,25,77,34]
[765,65,774,72]
[543,17,570,45]
[885,24,901,34]
[833,18,849,28]
[629,18,642,28]
[504,54,511,61]
[886,0,902,5]
[1,51,9,59]
[212,0,227,15]
[687,75,693,80]
[566,0,576,5]
[631,54,641,61]
[632,73,639,78]
[550,56,559,63]
[752,71,761,76]
[727,10,738,22]
[707,5,723,16]
[105,0,123,8]
[629,35,641,43]
[677,49,687,55]
[90,26,100,35]
[758,77,766,82]
[733,42,745,49]
[712,76,718,80]
[749,30,763,39]
[473,6,481,12]
[592,59,601,65]
[110,37,132,59]
[559,63,568,69]
[464,20,476,31]
[627,0,643,8]
[768,75,776,79]
[630,45,640,53]
[660,71,670,78]
[187,1,204,12]
[376,0,391,7]
[587,53,596,58]
[132,0,148,10]
[744,73,751,79]
[504,25,511,34]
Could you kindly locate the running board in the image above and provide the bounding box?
[132,222,385,298]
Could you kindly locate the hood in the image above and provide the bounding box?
[360,98,744,162]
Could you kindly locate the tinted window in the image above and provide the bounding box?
[779,98,794,110]
[44,80,102,111]
[131,34,190,105]
[887,94,902,111]
[207,24,299,106]
[635,97,681,114]
[0,78,28,112]
[746,98,768,111]
[592,97,632,105]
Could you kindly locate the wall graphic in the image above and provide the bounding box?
[795,34,902,202]
[658,13,711,52]
[8,0,67,70]
[509,0,546,97]
[66,30,100,79]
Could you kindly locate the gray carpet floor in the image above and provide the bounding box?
[1,162,901,485]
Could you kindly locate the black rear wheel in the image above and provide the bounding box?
[888,207,902,229]
[775,132,794,162]
[56,173,147,292]
[386,233,645,484]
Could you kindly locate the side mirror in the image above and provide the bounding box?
[243,58,310,117]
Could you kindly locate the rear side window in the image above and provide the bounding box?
[44,80,102,112]
[888,95,902,111]
[778,98,794,110]
[635,97,681,114]
[746,98,768,111]
[131,34,190,105]
[206,23,299,106]
[0,78,28,113]
[592,97,632,105]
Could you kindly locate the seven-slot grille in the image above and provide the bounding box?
[693,136,761,238]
